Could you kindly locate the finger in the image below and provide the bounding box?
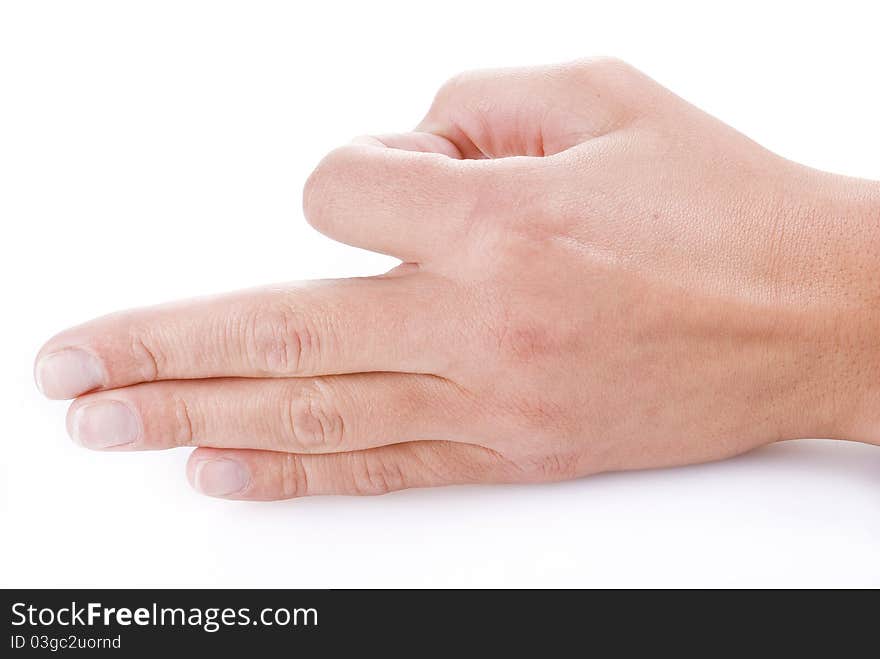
[303,136,549,260]
[417,57,643,158]
[66,373,473,454]
[301,62,644,258]
[186,441,512,499]
[303,140,510,261]
[35,274,462,399]
[350,132,463,158]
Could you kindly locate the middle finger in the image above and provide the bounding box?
[65,373,475,454]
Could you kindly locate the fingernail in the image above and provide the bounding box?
[194,459,250,497]
[35,349,105,399]
[70,400,140,449]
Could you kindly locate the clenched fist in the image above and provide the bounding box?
[35,59,880,499]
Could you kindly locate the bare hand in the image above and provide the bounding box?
[35,59,880,499]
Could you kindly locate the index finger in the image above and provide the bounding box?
[35,275,462,399]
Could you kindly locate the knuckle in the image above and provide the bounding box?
[168,392,197,447]
[567,57,646,113]
[435,70,472,98]
[491,387,570,445]
[488,307,558,367]
[431,68,489,111]
[127,329,163,382]
[242,303,317,375]
[519,453,580,483]
[282,381,345,452]
[571,56,636,84]
[348,452,405,496]
[501,324,553,364]
[280,454,310,498]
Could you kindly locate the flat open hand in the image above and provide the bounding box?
[35,59,880,499]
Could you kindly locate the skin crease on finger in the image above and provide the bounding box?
[35,57,880,500]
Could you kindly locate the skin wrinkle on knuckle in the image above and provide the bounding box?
[170,392,196,447]
[128,330,161,382]
[530,453,579,483]
[495,444,577,484]
[282,381,345,452]
[242,303,317,375]
[349,452,404,496]
[278,454,309,498]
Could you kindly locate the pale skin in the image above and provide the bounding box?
[34,59,880,500]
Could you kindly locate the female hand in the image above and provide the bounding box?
[35,58,880,499]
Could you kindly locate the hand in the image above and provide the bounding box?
[35,58,880,500]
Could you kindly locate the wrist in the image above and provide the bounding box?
[798,174,880,444]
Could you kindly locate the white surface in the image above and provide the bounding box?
[1,0,878,588]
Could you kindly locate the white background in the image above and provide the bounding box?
[1,0,879,588]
